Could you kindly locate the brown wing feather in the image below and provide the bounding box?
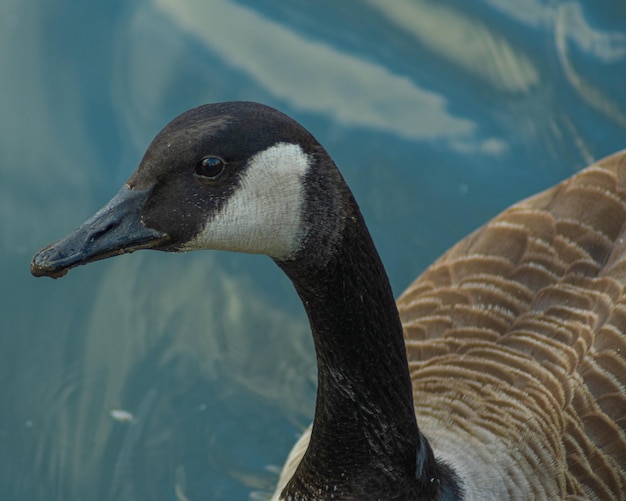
[398,151,626,500]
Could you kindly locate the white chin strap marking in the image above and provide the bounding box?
[186,142,311,259]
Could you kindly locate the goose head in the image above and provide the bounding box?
[31,101,346,277]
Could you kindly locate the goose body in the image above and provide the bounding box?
[31,102,626,500]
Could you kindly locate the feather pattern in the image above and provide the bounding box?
[396,150,626,500]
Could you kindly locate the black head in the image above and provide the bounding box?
[31,102,346,278]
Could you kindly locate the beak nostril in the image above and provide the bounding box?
[88,222,119,244]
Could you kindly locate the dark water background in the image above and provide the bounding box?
[2,0,625,499]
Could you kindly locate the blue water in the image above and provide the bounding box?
[2,1,625,499]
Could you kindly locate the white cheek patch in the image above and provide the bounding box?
[184,142,311,259]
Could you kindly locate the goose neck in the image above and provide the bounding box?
[276,205,436,498]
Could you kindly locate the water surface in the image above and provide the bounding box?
[2,0,625,499]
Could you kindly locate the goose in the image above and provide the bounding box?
[31,101,626,500]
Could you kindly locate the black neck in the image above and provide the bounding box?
[276,194,446,499]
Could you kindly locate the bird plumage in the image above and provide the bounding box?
[398,151,626,499]
[31,102,626,500]
[272,150,626,500]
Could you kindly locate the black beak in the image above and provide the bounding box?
[31,186,169,278]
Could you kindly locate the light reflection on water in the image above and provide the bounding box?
[2,0,625,499]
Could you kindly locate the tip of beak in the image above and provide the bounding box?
[30,245,74,278]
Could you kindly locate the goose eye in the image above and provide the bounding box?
[195,156,226,179]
